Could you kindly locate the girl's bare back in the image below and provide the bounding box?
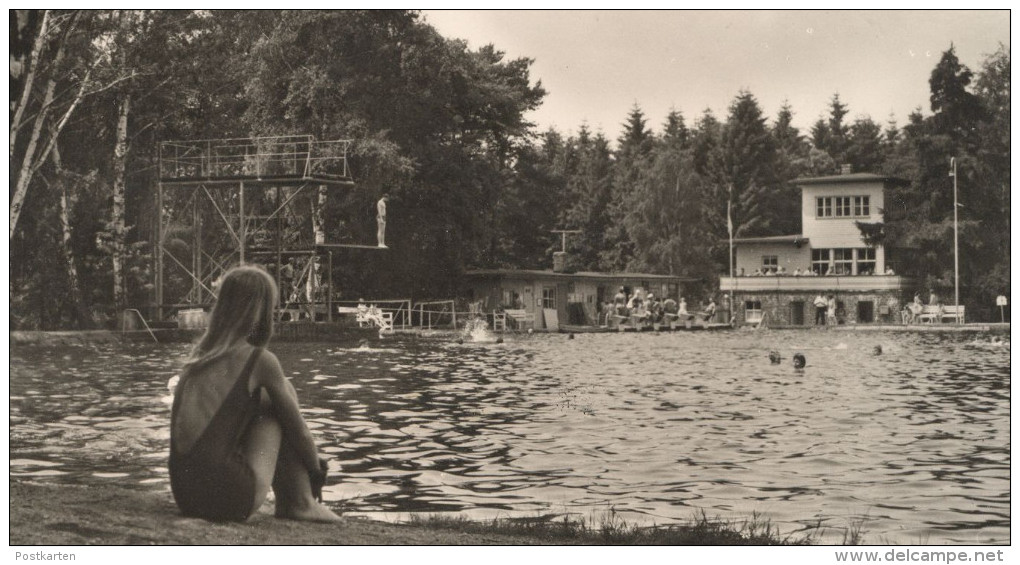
[172,346,255,455]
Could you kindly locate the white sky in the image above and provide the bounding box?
[422,10,1010,141]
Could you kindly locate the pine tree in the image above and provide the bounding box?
[601,104,654,270]
[810,117,830,156]
[771,101,810,235]
[692,108,723,180]
[772,101,807,157]
[929,44,984,143]
[826,93,851,165]
[846,116,885,173]
[560,125,615,271]
[661,108,690,150]
[719,90,779,238]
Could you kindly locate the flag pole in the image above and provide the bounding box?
[951,157,959,324]
[728,184,734,325]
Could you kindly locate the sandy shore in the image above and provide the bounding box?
[10,481,561,545]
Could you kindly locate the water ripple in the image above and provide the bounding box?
[10,331,1010,544]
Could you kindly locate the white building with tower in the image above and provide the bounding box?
[719,172,914,326]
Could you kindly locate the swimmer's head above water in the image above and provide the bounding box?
[792,353,806,369]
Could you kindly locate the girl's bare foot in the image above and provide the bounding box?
[276,501,343,523]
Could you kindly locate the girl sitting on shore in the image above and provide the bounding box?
[169,265,341,523]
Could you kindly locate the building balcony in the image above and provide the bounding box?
[719,275,913,293]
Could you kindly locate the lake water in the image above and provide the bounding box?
[9,329,1010,544]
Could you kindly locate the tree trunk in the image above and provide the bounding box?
[10,31,65,240]
[111,92,131,308]
[9,10,49,160]
[52,144,95,329]
[10,14,90,241]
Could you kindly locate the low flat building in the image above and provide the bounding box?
[720,172,914,326]
[463,268,696,329]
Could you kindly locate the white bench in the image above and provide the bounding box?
[916,305,965,324]
[505,309,535,330]
[941,305,965,323]
[338,306,394,331]
[913,301,966,322]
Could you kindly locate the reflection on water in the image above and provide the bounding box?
[9,331,1010,544]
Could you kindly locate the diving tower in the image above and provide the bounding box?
[154,135,382,322]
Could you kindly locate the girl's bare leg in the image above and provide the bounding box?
[245,414,340,522]
[271,436,342,522]
[245,415,283,513]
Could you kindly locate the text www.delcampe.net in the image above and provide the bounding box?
[835,549,1005,563]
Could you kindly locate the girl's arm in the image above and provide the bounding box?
[253,350,322,475]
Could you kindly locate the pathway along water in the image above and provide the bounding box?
[10,330,1010,544]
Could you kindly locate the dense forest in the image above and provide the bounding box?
[9,10,1011,329]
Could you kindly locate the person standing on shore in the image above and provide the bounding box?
[813,294,827,326]
[169,265,341,523]
[613,287,627,316]
[700,297,717,322]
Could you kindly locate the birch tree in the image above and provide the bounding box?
[49,143,96,328]
[9,11,93,240]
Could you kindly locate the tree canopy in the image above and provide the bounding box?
[8,10,1011,326]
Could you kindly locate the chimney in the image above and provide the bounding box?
[550,229,580,273]
[552,251,567,273]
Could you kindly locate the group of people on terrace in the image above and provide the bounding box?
[740,265,895,277]
[604,287,717,327]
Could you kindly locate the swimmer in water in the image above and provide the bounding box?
[792,353,806,369]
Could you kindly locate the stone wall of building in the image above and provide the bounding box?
[733,290,906,326]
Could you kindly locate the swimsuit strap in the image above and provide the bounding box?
[171,346,264,456]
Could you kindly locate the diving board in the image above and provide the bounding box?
[315,244,389,250]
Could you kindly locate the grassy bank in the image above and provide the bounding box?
[408,511,813,545]
[10,481,813,545]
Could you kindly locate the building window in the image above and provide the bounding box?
[745,300,762,323]
[541,287,556,309]
[816,195,870,218]
[854,196,870,217]
[812,249,830,275]
[857,247,876,275]
[833,248,854,275]
[834,196,852,217]
[762,255,778,273]
[816,197,832,218]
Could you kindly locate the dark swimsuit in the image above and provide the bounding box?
[169,348,263,522]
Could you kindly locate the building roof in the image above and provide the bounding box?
[793,172,910,187]
[463,269,697,282]
[731,234,808,245]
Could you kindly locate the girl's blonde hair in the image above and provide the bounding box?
[182,265,277,375]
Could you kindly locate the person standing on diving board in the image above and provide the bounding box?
[377,193,389,248]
